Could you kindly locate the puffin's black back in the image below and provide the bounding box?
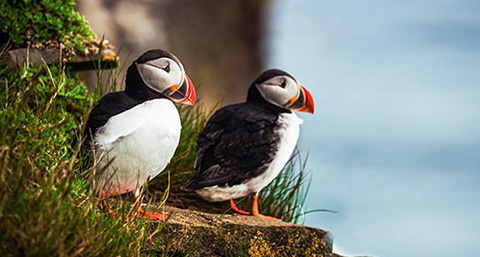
[183,102,282,190]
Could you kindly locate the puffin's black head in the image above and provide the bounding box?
[125,49,196,105]
[247,69,314,114]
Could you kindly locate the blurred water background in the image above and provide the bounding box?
[268,1,480,256]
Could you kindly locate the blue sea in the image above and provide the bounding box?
[267,1,480,256]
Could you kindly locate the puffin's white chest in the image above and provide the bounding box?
[196,112,303,201]
[94,99,181,196]
[245,112,302,192]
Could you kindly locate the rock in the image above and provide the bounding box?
[148,205,337,257]
[1,41,118,70]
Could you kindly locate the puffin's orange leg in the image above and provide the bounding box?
[101,193,118,217]
[251,194,281,221]
[133,193,168,221]
[230,199,250,215]
[136,207,168,221]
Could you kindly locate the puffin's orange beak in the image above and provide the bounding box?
[167,74,196,106]
[177,74,196,106]
[290,85,314,114]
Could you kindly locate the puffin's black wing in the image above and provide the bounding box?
[183,103,280,190]
[84,92,142,148]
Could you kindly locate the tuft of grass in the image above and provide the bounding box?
[259,148,312,223]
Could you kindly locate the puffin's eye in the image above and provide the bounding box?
[279,79,286,88]
[163,63,170,73]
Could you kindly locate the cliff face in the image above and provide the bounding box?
[76,0,269,107]
[149,206,337,257]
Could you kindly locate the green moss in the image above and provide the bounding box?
[0,0,96,53]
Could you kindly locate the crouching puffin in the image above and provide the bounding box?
[84,49,196,220]
[182,69,314,220]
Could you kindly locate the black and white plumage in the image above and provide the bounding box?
[182,69,314,220]
[84,49,196,206]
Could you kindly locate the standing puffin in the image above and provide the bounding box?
[182,69,314,220]
[84,49,196,220]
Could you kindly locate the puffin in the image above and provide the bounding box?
[182,69,314,220]
[84,49,196,220]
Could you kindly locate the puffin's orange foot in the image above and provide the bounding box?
[251,194,281,221]
[252,212,281,221]
[137,208,168,221]
[233,209,250,215]
[101,195,119,218]
[107,209,119,218]
[230,199,250,215]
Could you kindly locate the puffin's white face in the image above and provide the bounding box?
[255,74,314,113]
[136,57,195,105]
[136,57,183,93]
[256,75,299,108]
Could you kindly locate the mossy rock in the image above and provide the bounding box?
[0,0,96,53]
[0,0,118,70]
[1,40,119,70]
[148,206,336,257]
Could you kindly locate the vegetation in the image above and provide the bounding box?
[0,0,96,53]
